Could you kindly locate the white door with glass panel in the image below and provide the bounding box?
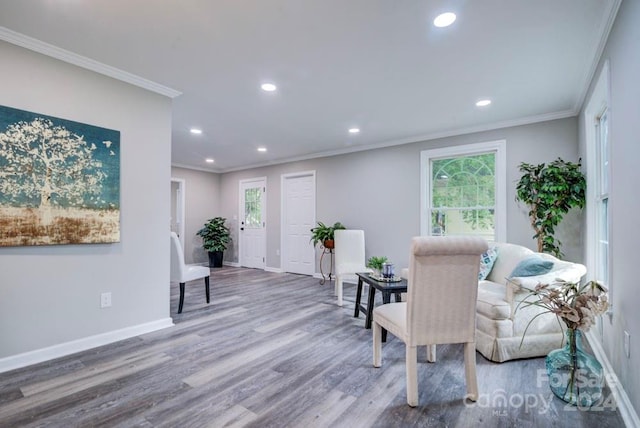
[282,172,315,275]
[239,178,266,269]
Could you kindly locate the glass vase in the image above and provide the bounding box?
[545,329,604,407]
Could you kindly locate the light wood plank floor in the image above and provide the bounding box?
[0,267,625,427]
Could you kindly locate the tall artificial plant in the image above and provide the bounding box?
[515,158,586,258]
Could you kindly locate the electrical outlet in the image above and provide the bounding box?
[624,331,631,358]
[101,292,112,308]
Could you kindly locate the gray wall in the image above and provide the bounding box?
[579,0,640,411]
[171,167,221,264]
[0,41,172,358]
[219,117,581,272]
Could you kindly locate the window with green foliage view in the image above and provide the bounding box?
[422,141,506,242]
[430,153,496,239]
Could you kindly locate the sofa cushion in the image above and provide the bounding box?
[477,280,511,320]
[510,256,554,277]
[486,243,534,284]
[478,247,498,280]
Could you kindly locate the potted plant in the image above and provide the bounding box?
[367,256,388,277]
[310,221,346,249]
[515,158,586,258]
[197,217,231,268]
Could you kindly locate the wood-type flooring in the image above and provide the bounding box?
[0,267,625,427]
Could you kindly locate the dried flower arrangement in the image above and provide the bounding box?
[518,279,609,334]
[517,279,609,406]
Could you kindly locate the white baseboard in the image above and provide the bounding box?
[223,261,240,267]
[586,330,640,427]
[264,266,283,273]
[0,318,174,374]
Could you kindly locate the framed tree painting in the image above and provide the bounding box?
[0,105,120,246]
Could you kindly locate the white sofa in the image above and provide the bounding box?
[476,243,586,362]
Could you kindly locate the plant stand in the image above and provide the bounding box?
[319,246,333,285]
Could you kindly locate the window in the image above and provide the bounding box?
[244,187,262,227]
[584,60,611,306]
[421,141,506,242]
[596,109,610,287]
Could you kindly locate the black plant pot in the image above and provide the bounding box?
[208,251,224,268]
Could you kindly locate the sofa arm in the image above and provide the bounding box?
[508,262,587,293]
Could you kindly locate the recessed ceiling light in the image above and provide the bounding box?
[348,128,360,134]
[205,158,214,163]
[261,83,277,92]
[434,12,456,28]
[257,147,267,152]
[190,128,202,135]
[476,99,492,107]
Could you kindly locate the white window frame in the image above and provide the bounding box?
[584,60,612,309]
[420,140,507,242]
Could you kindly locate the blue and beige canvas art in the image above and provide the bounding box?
[0,105,120,246]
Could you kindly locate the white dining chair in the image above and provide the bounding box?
[170,232,211,313]
[372,235,487,406]
[334,229,372,307]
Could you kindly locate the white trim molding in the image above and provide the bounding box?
[0,26,181,98]
[586,330,640,428]
[265,266,284,274]
[0,318,174,374]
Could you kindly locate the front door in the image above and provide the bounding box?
[239,178,266,269]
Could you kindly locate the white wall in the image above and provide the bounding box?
[0,41,172,359]
[170,166,221,264]
[579,0,640,412]
[219,117,581,272]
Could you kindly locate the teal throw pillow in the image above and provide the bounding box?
[510,256,554,277]
[478,247,498,281]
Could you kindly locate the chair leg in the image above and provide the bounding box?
[178,282,186,314]
[336,277,343,306]
[406,345,418,407]
[373,321,382,367]
[427,344,437,363]
[204,276,210,303]
[464,342,479,401]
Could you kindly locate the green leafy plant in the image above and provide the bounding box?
[366,256,388,271]
[515,158,586,258]
[197,217,231,252]
[310,221,346,248]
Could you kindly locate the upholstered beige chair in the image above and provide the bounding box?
[170,232,211,313]
[373,236,488,407]
[334,230,372,307]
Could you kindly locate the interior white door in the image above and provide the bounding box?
[239,178,266,269]
[282,172,315,275]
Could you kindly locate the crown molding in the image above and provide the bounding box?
[0,26,181,99]
[219,109,576,173]
[171,162,221,174]
[573,0,622,113]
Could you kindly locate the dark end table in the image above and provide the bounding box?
[354,273,408,341]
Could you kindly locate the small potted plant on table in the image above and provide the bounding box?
[367,256,389,278]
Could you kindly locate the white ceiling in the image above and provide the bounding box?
[0,1,619,172]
